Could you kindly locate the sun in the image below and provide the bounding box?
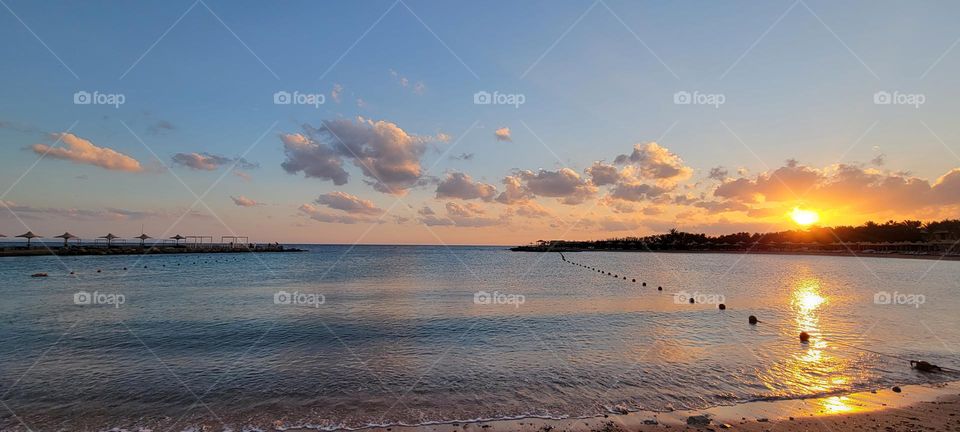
[790,207,820,226]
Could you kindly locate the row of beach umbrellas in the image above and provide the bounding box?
[0,232,188,247]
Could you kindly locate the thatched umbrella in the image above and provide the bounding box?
[170,234,185,245]
[136,233,152,247]
[17,231,40,247]
[99,233,119,247]
[54,232,79,247]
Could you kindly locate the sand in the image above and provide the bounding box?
[315,381,960,432]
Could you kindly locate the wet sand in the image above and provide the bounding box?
[300,381,960,432]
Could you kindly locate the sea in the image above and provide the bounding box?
[0,245,957,431]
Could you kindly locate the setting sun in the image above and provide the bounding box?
[790,207,821,226]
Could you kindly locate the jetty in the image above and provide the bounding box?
[0,231,304,257]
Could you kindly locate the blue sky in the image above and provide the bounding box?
[2,0,960,244]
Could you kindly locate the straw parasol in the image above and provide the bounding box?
[136,233,152,247]
[17,231,40,247]
[99,233,119,247]
[170,234,185,245]
[54,232,79,247]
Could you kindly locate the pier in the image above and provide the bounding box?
[0,231,304,257]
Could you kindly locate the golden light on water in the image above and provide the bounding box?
[790,207,820,226]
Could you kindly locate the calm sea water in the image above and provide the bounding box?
[0,245,958,431]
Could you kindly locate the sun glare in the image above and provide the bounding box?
[790,207,820,226]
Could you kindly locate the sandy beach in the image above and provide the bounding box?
[309,381,960,432]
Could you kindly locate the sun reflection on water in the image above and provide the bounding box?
[758,275,863,398]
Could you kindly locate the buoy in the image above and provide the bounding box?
[748,315,758,325]
[642,282,647,287]
[632,279,636,282]
[718,304,726,310]
[70,271,75,275]
[799,331,810,342]
[97,269,102,273]
[623,276,627,280]
[657,286,662,291]
[689,297,695,304]
[123,267,127,270]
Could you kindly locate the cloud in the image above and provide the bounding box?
[231,195,262,207]
[298,203,379,224]
[280,132,349,185]
[495,175,533,204]
[514,202,552,218]
[494,127,512,142]
[1,201,163,221]
[610,182,670,202]
[31,133,143,172]
[871,154,886,166]
[416,202,502,227]
[331,83,343,103]
[314,191,383,215]
[147,120,175,135]
[233,170,252,181]
[450,152,474,161]
[517,168,597,205]
[708,166,728,181]
[172,152,258,171]
[281,118,437,195]
[614,142,693,183]
[390,69,425,94]
[711,161,960,217]
[586,162,620,186]
[436,172,497,201]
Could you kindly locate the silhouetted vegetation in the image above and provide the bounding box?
[516,219,960,253]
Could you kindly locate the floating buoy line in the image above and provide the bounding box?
[558,252,958,375]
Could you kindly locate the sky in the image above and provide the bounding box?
[2,0,960,245]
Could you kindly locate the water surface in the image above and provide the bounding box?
[0,246,957,430]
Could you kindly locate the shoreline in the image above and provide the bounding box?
[514,247,960,262]
[284,381,960,432]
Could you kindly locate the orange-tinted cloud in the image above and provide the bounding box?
[32,133,142,172]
